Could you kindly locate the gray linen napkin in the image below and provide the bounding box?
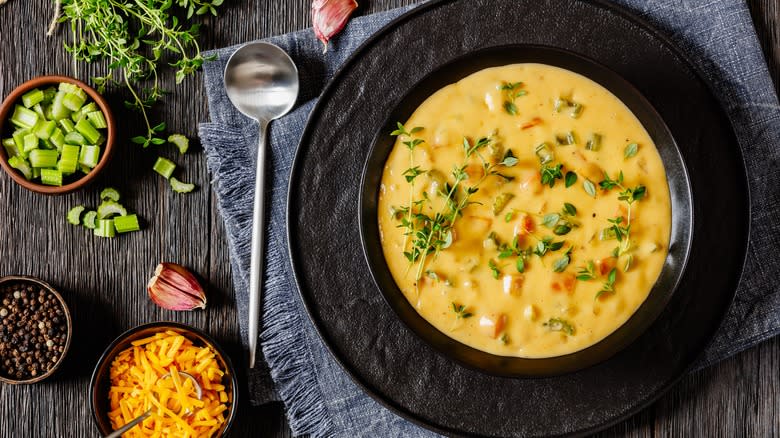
[199,0,780,435]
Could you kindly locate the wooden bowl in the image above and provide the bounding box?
[0,275,73,384]
[0,75,115,195]
[89,322,238,436]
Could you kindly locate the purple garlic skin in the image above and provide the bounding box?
[312,0,358,53]
[147,263,207,311]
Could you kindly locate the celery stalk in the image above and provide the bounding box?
[168,134,189,154]
[40,169,62,186]
[97,200,127,218]
[94,219,116,238]
[114,214,140,233]
[67,206,85,225]
[64,131,86,145]
[23,133,38,153]
[8,156,32,179]
[3,138,20,158]
[21,89,44,108]
[78,145,101,168]
[82,211,98,229]
[170,177,196,193]
[87,111,107,129]
[50,91,72,120]
[10,105,39,129]
[62,92,86,112]
[29,149,59,168]
[100,187,121,202]
[58,119,75,134]
[75,118,101,144]
[32,104,46,119]
[58,145,80,174]
[33,120,56,140]
[153,157,176,179]
[50,129,65,151]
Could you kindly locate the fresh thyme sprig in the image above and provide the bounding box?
[391,123,425,255]
[57,0,220,148]
[397,133,517,281]
[488,259,502,279]
[452,302,473,319]
[499,81,527,115]
[577,260,596,281]
[534,143,564,187]
[599,171,647,259]
[541,202,579,236]
[531,236,565,262]
[552,247,573,273]
[495,233,530,273]
[595,268,618,300]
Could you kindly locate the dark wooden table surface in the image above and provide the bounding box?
[0,0,777,436]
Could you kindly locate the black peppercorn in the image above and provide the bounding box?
[0,281,68,381]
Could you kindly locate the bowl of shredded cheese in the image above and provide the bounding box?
[89,322,237,437]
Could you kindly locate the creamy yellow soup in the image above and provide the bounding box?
[377,64,671,358]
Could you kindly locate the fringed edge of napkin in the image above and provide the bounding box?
[260,283,334,436]
[198,122,335,436]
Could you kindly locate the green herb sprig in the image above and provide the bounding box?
[552,247,572,273]
[391,123,425,256]
[495,233,530,273]
[595,268,617,300]
[499,81,527,115]
[599,171,647,258]
[541,202,579,236]
[397,132,516,281]
[577,260,596,281]
[56,0,221,148]
[452,302,473,319]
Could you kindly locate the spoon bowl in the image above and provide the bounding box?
[223,42,299,368]
[225,42,299,122]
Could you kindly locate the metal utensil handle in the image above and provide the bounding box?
[105,410,151,438]
[248,120,269,368]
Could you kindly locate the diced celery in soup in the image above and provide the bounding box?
[378,64,671,358]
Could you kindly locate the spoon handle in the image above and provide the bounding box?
[248,120,269,369]
[105,410,151,438]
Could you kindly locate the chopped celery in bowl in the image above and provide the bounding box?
[0,75,115,195]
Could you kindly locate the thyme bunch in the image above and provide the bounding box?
[55,0,221,147]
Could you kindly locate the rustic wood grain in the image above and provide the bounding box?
[0,0,776,437]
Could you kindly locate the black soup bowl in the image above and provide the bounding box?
[359,45,693,377]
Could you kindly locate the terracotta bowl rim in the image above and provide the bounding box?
[88,321,239,437]
[0,75,115,195]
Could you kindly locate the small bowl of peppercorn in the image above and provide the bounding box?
[0,275,72,384]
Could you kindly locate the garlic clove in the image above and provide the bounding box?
[147,263,207,311]
[311,0,358,53]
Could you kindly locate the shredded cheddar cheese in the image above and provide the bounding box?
[108,331,231,437]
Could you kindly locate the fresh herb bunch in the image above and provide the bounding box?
[392,127,517,281]
[55,0,221,147]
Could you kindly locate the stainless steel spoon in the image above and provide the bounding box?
[105,371,203,438]
[223,42,299,368]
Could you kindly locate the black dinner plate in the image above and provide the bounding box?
[286,0,749,436]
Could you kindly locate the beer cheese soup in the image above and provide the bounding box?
[378,64,671,358]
